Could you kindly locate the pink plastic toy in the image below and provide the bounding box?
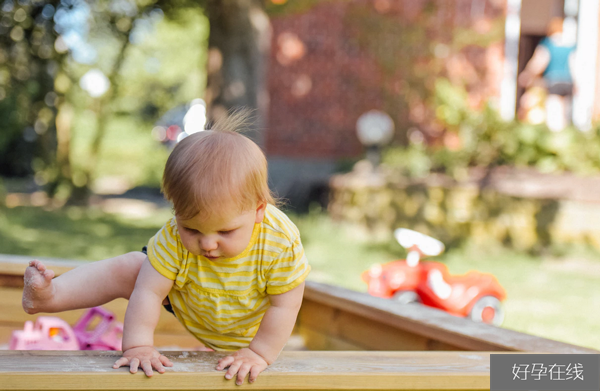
[9,317,80,350]
[72,306,123,350]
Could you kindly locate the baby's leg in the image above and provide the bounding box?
[22,251,146,314]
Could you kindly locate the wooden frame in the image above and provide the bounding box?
[298,282,598,353]
[0,255,597,353]
[0,350,491,390]
[0,255,596,391]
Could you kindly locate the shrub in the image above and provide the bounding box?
[383,78,600,178]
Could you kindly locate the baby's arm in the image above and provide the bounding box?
[113,259,174,376]
[216,282,305,385]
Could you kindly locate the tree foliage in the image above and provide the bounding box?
[0,0,64,179]
[384,78,600,178]
[0,0,213,202]
[1,0,271,203]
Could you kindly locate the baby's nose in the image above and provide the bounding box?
[199,237,218,251]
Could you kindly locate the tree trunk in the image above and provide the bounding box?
[68,13,140,205]
[46,101,74,199]
[204,0,271,146]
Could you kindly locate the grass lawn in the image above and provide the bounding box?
[294,212,600,351]
[0,204,173,261]
[1,203,599,351]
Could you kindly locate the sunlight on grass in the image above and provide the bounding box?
[289,212,600,351]
[438,245,600,350]
[289,212,402,291]
[0,205,173,261]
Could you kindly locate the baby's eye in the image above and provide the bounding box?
[185,227,199,233]
[219,229,235,235]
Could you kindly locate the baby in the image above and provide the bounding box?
[22,110,310,385]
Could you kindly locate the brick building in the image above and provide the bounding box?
[264,0,600,207]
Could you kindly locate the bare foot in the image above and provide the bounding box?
[22,260,56,314]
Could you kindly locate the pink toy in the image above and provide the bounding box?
[9,317,80,350]
[72,306,123,350]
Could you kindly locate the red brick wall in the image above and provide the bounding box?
[265,0,507,159]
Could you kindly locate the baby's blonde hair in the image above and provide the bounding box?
[162,109,275,220]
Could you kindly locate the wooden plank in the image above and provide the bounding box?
[296,299,339,335]
[2,324,303,351]
[298,300,428,350]
[0,287,189,335]
[338,309,462,351]
[0,323,204,350]
[2,257,597,354]
[152,334,210,349]
[298,300,461,351]
[0,254,81,277]
[0,275,23,288]
[295,326,364,351]
[0,324,18,345]
[302,281,600,354]
[0,351,491,390]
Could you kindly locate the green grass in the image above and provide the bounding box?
[439,245,600,351]
[70,115,170,189]
[0,204,173,261]
[292,212,600,351]
[1,203,599,351]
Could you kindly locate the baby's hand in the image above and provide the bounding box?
[216,347,269,385]
[113,346,173,377]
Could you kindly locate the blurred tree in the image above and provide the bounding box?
[0,0,65,182]
[203,0,270,145]
[63,0,158,202]
[1,0,271,203]
[0,0,202,202]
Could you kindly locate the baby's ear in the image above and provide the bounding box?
[255,202,267,223]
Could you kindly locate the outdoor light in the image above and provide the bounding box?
[153,98,208,148]
[182,99,207,135]
[79,69,110,98]
[356,110,394,167]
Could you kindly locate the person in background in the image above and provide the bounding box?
[518,17,576,131]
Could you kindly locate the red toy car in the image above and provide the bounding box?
[362,228,506,325]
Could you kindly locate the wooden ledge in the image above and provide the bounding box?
[1,256,598,353]
[302,282,599,354]
[0,351,490,390]
[0,254,86,274]
[0,254,84,287]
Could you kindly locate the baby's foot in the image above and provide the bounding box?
[22,260,56,314]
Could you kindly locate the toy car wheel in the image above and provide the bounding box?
[469,296,504,326]
[392,290,421,304]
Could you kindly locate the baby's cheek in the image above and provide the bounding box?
[225,239,246,257]
[181,236,199,255]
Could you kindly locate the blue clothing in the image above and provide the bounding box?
[540,37,576,83]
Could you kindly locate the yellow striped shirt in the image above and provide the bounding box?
[146,204,310,350]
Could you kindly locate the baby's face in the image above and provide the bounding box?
[176,203,266,260]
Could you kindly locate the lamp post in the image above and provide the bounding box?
[356,110,394,168]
